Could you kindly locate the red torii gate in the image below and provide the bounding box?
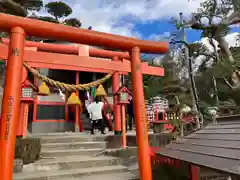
[0,38,165,135]
[0,13,168,180]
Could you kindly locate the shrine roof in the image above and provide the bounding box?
[157,115,240,175]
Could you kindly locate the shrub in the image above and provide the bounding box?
[15,137,41,164]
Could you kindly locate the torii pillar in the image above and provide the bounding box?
[112,56,122,135]
[131,47,152,180]
[0,27,25,180]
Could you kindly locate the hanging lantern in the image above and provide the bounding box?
[21,80,37,103]
[38,82,50,96]
[115,86,131,104]
[67,92,81,105]
[96,84,107,97]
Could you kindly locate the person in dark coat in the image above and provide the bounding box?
[127,98,134,131]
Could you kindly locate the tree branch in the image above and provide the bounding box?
[209,0,218,24]
[228,17,240,25]
[224,77,234,88]
[227,10,240,21]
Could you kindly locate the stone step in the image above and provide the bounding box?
[32,132,87,137]
[41,148,104,157]
[13,165,127,180]
[41,141,107,150]
[52,172,139,180]
[21,155,121,173]
[39,135,92,144]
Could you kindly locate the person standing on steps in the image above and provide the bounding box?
[127,97,134,132]
[87,96,106,135]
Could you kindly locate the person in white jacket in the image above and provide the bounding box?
[87,97,105,135]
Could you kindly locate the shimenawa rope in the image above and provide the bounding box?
[23,63,113,92]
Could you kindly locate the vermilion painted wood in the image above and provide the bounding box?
[0,27,25,180]
[131,47,152,180]
[112,56,121,134]
[0,13,168,54]
[2,38,130,59]
[0,44,164,76]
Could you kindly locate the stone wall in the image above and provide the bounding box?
[96,133,173,149]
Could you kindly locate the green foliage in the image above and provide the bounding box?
[0,0,43,17]
[195,46,240,107]
[39,1,84,29]
[64,18,82,27]
[14,0,43,11]
[45,1,72,20]
[170,118,182,132]
[38,16,59,23]
[168,0,240,113]
[143,75,161,99]
[15,137,41,164]
[0,1,83,29]
[141,51,193,106]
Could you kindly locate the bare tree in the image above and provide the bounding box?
[174,0,240,88]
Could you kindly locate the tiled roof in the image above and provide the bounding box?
[157,116,240,175]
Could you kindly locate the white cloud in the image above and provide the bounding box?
[148,32,171,41]
[225,32,240,47]
[39,0,240,49]
[40,0,204,37]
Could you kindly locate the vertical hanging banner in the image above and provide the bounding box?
[91,86,96,102]
[91,73,96,103]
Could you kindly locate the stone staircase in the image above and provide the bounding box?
[13,133,138,180]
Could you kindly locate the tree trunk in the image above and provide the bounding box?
[184,45,201,128]
[179,12,201,128]
[212,76,219,107]
[207,38,220,107]
[216,37,235,63]
[188,56,201,128]
[215,36,240,89]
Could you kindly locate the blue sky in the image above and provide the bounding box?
[136,20,240,43]
[41,0,239,46]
